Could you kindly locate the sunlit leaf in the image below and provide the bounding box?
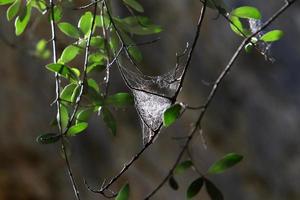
[231,6,261,20]
[260,30,284,42]
[6,0,20,21]
[78,11,93,36]
[76,108,94,124]
[45,63,78,80]
[229,15,246,37]
[208,153,243,174]
[0,0,14,5]
[61,83,77,102]
[53,5,62,22]
[90,36,104,48]
[67,122,88,136]
[58,22,81,39]
[15,2,32,36]
[163,104,182,127]
[58,45,81,64]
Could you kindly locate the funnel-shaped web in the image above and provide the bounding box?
[119,55,186,144]
[248,19,274,61]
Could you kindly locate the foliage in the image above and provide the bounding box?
[0,0,293,199]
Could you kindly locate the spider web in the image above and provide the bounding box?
[248,19,274,61]
[118,52,187,144]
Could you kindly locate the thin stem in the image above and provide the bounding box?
[48,0,81,199]
[88,0,208,196]
[145,0,296,198]
[63,2,99,135]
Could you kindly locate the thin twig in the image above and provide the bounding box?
[103,0,143,73]
[87,0,208,196]
[48,0,81,199]
[145,0,296,198]
[63,1,99,135]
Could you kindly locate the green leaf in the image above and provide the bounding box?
[78,12,93,36]
[88,52,106,64]
[0,0,14,5]
[229,15,246,37]
[36,133,60,144]
[67,122,88,136]
[205,179,223,200]
[169,176,179,190]
[36,39,47,52]
[123,0,144,12]
[187,177,204,199]
[163,104,182,127]
[116,184,130,200]
[174,160,193,175]
[244,43,253,53]
[76,108,94,124]
[60,104,69,130]
[87,63,106,73]
[116,16,162,35]
[45,63,78,80]
[61,83,77,102]
[71,85,81,103]
[58,22,81,39]
[58,45,81,64]
[106,93,134,107]
[208,153,243,174]
[15,2,32,36]
[32,0,47,13]
[90,36,104,48]
[95,15,110,27]
[87,78,100,93]
[53,5,62,23]
[231,6,261,20]
[260,30,284,42]
[7,0,20,21]
[102,107,117,136]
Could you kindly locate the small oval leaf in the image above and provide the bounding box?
[58,22,81,39]
[58,45,81,64]
[169,176,179,190]
[116,184,130,200]
[187,177,204,199]
[163,104,182,127]
[205,178,224,200]
[36,133,60,144]
[208,153,243,174]
[260,30,284,42]
[67,122,88,136]
[231,6,261,20]
[174,160,193,175]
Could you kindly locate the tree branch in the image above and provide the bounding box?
[48,0,81,199]
[145,0,296,198]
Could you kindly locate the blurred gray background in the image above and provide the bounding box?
[1,0,300,199]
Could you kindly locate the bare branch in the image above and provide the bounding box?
[48,0,81,199]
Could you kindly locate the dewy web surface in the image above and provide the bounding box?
[119,54,186,144]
